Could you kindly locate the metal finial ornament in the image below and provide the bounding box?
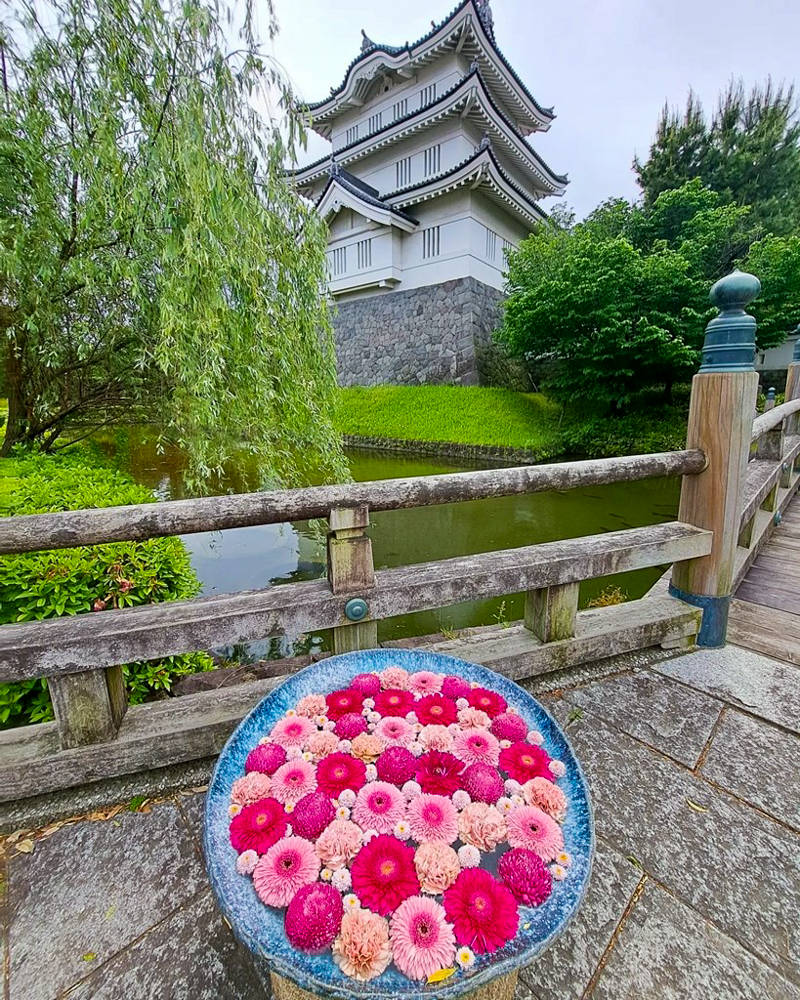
[793,324,800,363]
[698,269,761,373]
[475,0,495,39]
[766,387,776,400]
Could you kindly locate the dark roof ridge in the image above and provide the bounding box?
[316,172,419,225]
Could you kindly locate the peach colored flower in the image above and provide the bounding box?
[457,802,507,852]
[458,706,491,729]
[351,732,384,762]
[230,772,272,806]
[332,908,392,981]
[296,694,327,718]
[316,819,363,871]
[306,730,339,760]
[414,841,461,894]
[379,666,410,690]
[418,724,454,753]
[523,776,568,823]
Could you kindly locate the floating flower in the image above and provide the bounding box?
[504,778,522,796]
[363,698,375,710]
[343,893,361,911]
[365,764,378,781]
[410,741,424,756]
[550,864,567,881]
[452,790,471,811]
[390,896,456,980]
[496,797,514,815]
[271,759,317,805]
[455,698,469,711]
[316,752,367,797]
[286,746,303,760]
[457,845,481,868]
[418,724,454,753]
[416,750,465,796]
[350,732,383,763]
[455,946,476,970]
[228,803,242,818]
[458,802,507,852]
[326,688,365,721]
[236,849,259,875]
[229,798,288,854]
[458,706,491,729]
[506,805,564,861]
[352,781,406,834]
[332,907,392,982]
[335,713,368,740]
[306,730,339,761]
[245,743,287,776]
[378,666,410,690]
[402,780,422,799]
[394,819,411,839]
[556,851,571,867]
[407,793,460,844]
[499,742,553,784]
[291,791,336,841]
[489,712,528,743]
[441,676,471,701]
[462,763,504,804]
[527,730,544,745]
[415,693,456,726]
[323,720,336,732]
[522,776,568,823]
[351,672,382,696]
[362,828,379,843]
[285,882,343,953]
[549,760,567,778]
[498,848,553,906]
[408,671,443,696]
[253,836,320,907]
[337,806,351,821]
[296,694,327,718]
[350,834,420,916]
[405,711,418,724]
[414,841,461,894]
[376,746,418,785]
[443,868,518,954]
[321,868,333,881]
[332,868,353,892]
[374,689,415,718]
[315,819,363,871]
[367,711,381,724]
[374,716,415,748]
[338,740,352,753]
[467,689,507,719]
[270,715,315,749]
[231,772,273,806]
[338,788,357,808]
[452,727,501,767]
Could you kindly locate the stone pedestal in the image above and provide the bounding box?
[270,969,518,1000]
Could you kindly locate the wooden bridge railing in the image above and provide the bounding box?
[0,270,799,805]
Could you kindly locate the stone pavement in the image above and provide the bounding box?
[2,645,799,1000]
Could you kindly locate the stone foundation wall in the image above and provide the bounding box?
[333,277,508,387]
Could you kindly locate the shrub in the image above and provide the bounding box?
[0,450,212,727]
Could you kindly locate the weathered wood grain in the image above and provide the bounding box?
[524,582,580,642]
[48,666,127,750]
[0,451,706,555]
[0,522,712,682]
[750,396,800,442]
[733,482,798,590]
[327,505,378,653]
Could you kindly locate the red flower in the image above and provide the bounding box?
[316,752,367,797]
[499,742,553,784]
[467,688,507,718]
[326,688,364,721]
[374,689,415,718]
[415,694,457,726]
[229,797,288,854]
[443,868,519,954]
[415,750,465,796]
[350,834,420,916]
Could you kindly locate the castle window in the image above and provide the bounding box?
[423,144,441,177]
[345,125,359,145]
[332,246,347,276]
[392,98,408,121]
[485,228,498,262]
[368,112,382,133]
[422,226,441,259]
[357,238,373,270]
[420,83,436,106]
[396,156,412,187]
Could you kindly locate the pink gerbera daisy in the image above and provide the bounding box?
[326,689,365,721]
[499,742,553,784]
[506,805,564,861]
[452,727,501,767]
[467,688,507,718]
[390,896,456,980]
[316,752,367,797]
[253,835,320,907]
[245,743,287,775]
[350,834,420,916]
[498,848,553,906]
[416,750,466,797]
[270,715,315,749]
[378,666,410,690]
[415,693,457,726]
[229,797,288,854]
[462,763,505,804]
[332,908,392,982]
[271,759,317,805]
[352,781,406,834]
[407,794,460,844]
[443,868,519,954]
[490,712,528,743]
[523,776,569,823]
[374,689,415,718]
[351,672,382,696]
[375,746,418,785]
[285,882,343,953]
[292,791,336,841]
[335,712,368,740]
[441,675,471,701]
[374,716,415,749]
[408,671,443,696]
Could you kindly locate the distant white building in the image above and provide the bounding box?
[289,0,566,386]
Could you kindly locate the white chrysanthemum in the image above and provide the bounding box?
[451,790,471,810]
[504,778,521,796]
[550,864,567,881]
[258,736,273,746]
[362,828,379,843]
[284,802,295,813]
[556,851,571,867]
[365,764,378,781]
[332,868,352,892]
[527,730,544,745]
[336,806,351,821]
[235,850,259,876]
[343,893,361,910]
[285,709,297,717]
[409,741,424,757]
[367,711,381,724]
[457,844,481,868]
[338,739,352,752]
[302,751,313,762]
[405,712,418,724]
[321,868,333,881]
[323,720,336,732]
[285,824,293,837]
[402,780,422,799]
[393,820,411,839]
[499,739,512,749]
[455,946,476,970]
[338,788,356,808]
[314,714,328,727]
[510,794,524,808]
[550,760,567,778]
[363,698,375,710]
[228,803,242,817]
[286,746,302,759]
[496,796,514,815]
[456,698,469,711]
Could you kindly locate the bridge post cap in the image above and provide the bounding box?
[709,269,761,312]
[766,386,776,398]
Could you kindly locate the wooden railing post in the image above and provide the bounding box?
[786,328,800,435]
[327,505,378,654]
[49,666,127,749]
[524,583,579,642]
[670,270,761,646]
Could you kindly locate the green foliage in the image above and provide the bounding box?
[0,0,346,490]
[0,450,212,727]
[634,80,800,236]
[745,235,800,348]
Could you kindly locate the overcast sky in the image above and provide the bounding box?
[269,0,799,219]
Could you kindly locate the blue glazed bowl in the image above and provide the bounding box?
[204,649,594,998]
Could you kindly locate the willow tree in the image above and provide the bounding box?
[0,0,346,487]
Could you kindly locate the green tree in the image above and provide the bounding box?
[744,234,800,347]
[0,0,346,488]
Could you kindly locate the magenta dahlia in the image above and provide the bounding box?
[415,750,465,797]
[406,793,460,844]
[316,752,367,797]
[452,727,501,767]
[350,834,420,916]
[441,675,471,700]
[245,742,287,776]
[374,688,415,718]
[351,672,381,696]
[462,763,505,804]
[285,882,343,953]
[229,798,288,854]
[499,742,553,784]
[334,712,368,740]
[352,781,406,834]
[498,848,553,906]
[292,791,336,840]
[326,688,365,721]
[375,746,418,785]
[467,688,507,719]
[506,805,564,861]
[415,693,457,726]
[390,896,456,980]
[490,712,528,743]
[253,836,320,907]
[443,868,519,954]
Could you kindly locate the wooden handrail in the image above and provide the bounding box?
[751,397,800,442]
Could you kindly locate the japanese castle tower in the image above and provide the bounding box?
[291,0,566,386]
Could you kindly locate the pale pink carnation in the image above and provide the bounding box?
[253,836,320,907]
[306,730,339,760]
[458,802,508,852]
[414,841,461,894]
[296,694,327,718]
[374,716,415,748]
[379,666,410,690]
[390,896,455,980]
[418,724,454,753]
[458,706,491,729]
[271,759,318,805]
[231,772,272,806]
[452,727,501,766]
[316,819,363,871]
[507,805,564,861]
[407,794,460,844]
[332,908,392,981]
[408,671,443,696]
[523,776,568,823]
[549,760,567,778]
[351,732,383,762]
[352,781,407,834]
[270,715,315,749]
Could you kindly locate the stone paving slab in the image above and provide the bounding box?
[700,709,800,830]
[590,881,800,1000]
[7,802,207,1000]
[552,696,800,985]
[653,646,800,734]
[564,669,723,767]
[520,840,643,1000]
